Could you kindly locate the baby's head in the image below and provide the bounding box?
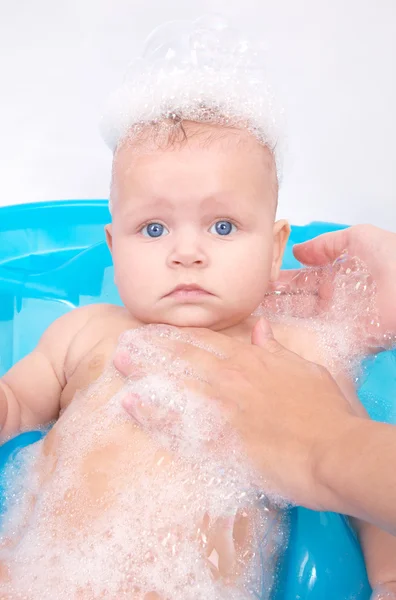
[102,17,288,330]
[105,119,289,330]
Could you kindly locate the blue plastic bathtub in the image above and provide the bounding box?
[1,200,395,598]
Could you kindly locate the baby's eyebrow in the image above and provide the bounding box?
[125,194,235,214]
[122,190,258,220]
[199,192,238,209]
[123,197,174,215]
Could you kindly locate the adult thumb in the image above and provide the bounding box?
[293,229,349,266]
[251,318,285,355]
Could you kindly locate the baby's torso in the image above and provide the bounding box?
[44,309,316,537]
[59,305,136,412]
[1,307,297,598]
[53,306,322,528]
[60,305,318,413]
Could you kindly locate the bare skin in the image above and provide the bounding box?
[274,225,396,345]
[1,306,396,595]
[1,129,396,596]
[0,307,322,596]
[0,306,261,598]
[262,224,396,537]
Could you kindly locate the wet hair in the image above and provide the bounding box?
[103,17,284,214]
[109,116,278,214]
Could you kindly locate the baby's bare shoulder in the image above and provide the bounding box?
[62,304,138,375]
[41,303,124,347]
[39,303,129,371]
[69,303,134,340]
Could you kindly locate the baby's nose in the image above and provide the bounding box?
[168,236,208,268]
[170,252,206,267]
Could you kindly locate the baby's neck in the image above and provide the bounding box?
[219,316,292,348]
[219,316,260,344]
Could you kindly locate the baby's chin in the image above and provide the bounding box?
[135,305,243,331]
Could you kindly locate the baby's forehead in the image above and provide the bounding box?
[109,121,278,216]
[112,121,276,180]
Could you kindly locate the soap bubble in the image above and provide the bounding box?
[259,253,396,378]
[100,15,284,181]
[0,327,287,599]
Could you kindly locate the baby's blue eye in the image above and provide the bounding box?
[210,220,237,236]
[141,223,169,238]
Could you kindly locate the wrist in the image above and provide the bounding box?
[311,413,368,516]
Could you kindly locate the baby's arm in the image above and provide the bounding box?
[0,305,102,442]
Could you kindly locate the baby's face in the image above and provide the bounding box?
[106,123,289,330]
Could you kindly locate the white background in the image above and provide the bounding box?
[0,0,395,229]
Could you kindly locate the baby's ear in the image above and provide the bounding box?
[270,219,290,281]
[104,224,117,284]
[104,224,113,253]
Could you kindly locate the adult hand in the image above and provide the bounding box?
[270,225,396,340]
[114,319,361,512]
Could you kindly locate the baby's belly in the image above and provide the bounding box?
[41,420,171,533]
[0,368,274,600]
[8,372,188,537]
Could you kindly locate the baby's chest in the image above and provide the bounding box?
[60,337,120,411]
[60,310,139,411]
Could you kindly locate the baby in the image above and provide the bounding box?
[1,117,396,599]
[1,16,396,600]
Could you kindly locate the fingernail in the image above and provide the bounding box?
[122,392,135,409]
[115,349,131,368]
[259,317,274,339]
[259,317,268,332]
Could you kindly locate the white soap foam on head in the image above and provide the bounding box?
[100,14,285,207]
[0,325,288,599]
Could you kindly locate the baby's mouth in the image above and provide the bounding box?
[164,284,214,299]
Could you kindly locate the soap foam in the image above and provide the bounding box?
[0,326,287,599]
[100,14,285,198]
[258,253,396,379]
[1,259,392,597]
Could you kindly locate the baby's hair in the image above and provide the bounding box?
[102,17,285,216]
[109,108,279,214]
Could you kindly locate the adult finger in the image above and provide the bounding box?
[263,273,323,319]
[251,318,289,357]
[292,228,350,266]
[251,319,316,369]
[267,269,303,289]
[267,268,322,295]
[122,391,156,425]
[114,327,237,380]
